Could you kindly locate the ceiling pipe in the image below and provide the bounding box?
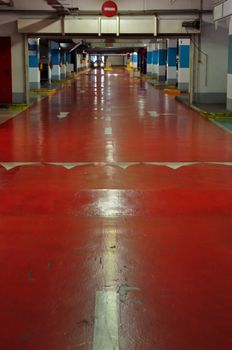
[69,40,87,53]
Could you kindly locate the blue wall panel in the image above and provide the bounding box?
[29,56,38,68]
[158,49,166,66]
[179,45,190,68]
[168,48,177,67]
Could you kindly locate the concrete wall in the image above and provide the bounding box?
[193,15,228,104]
[108,56,125,66]
[0,14,27,103]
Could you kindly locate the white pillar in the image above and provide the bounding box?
[147,45,153,75]
[152,44,158,77]
[28,38,40,90]
[66,53,72,76]
[157,41,166,82]
[178,38,190,91]
[167,39,177,85]
[227,17,232,110]
[61,52,67,79]
[51,41,61,81]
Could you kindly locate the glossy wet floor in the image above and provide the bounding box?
[0,69,231,350]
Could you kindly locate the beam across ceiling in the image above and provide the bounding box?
[45,0,71,14]
[0,0,13,6]
[0,8,212,15]
[18,15,201,36]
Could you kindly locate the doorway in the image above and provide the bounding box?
[0,37,12,104]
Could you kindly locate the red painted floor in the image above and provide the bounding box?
[0,69,231,349]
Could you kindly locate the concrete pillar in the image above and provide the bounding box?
[167,39,177,85]
[76,54,81,71]
[227,17,232,110]
[51,41,61,81]
[48,41,52,84]
[12,34,28,103]
[28,38,40,89]
[61,52,67,79]
[132,52,138,69]
[178,38,190,91]
[66,53,72,76]
[157,42,167,82]
[130,54,133,68]
[152,44,158,77]
[86,53,90,69]
[147,45,153,75]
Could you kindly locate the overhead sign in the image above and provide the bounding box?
[102,1,118,17]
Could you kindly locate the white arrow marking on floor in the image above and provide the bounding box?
[93,291,119,350]
[105,127,112,135]
[57,112,70,119]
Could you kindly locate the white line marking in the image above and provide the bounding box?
[145,162,199,169]
[93,291,119,350]
[105,127,112,135]
[114,162,140,169]
[148,111,176,118]
[161,113,176,116]
[0,162,39,170]
[47,162,93,169]
[2,162,232,171]
[57,112,70,119]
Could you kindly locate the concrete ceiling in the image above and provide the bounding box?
[55,38,151,54]
[0,0,214,12]
[0,0,214,54]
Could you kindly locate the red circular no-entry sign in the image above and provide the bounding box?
[102,1,118,17]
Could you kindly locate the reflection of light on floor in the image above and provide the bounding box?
[102,226,118,285]
[96,190,131,217]
[105,141,114,162]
